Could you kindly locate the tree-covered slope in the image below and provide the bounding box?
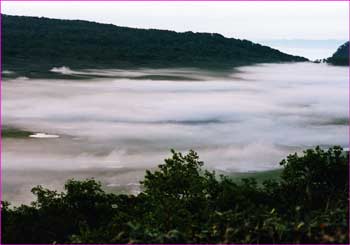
[327,41,349,66]
[2,14,307,77]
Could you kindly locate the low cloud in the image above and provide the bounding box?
[3,62,348,204]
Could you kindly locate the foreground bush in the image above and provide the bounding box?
[2,146,348,243]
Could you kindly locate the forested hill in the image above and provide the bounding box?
[326,41,349,66]
[2,14,307,77]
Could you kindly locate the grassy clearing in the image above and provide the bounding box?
[2,128,33,138]
[228,168,282,184]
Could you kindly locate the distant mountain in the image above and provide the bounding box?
[258,39,347,61]
[326,42,349,66]
[2,15,308,77]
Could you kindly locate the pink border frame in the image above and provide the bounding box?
[0,0,2,244]
[0,0,349,1]
[0,1,349,245]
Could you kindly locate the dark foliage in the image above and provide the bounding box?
[2,14,308,78]
[2,146,348,244]
[327,42,349,66]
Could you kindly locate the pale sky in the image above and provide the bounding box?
[2,1,349,42]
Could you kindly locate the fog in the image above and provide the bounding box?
[2,62,348,204]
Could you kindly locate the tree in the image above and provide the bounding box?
[1,146,348,243]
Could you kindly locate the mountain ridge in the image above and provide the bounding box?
[2,14,308,78]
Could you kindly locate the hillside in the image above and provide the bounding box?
[326,41,349,66]
[2,15,308,78]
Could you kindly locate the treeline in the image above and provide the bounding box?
[327,41,349,66]
[2,15,307,77]
[2,146,348,244]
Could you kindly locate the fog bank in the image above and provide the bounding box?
[3,62,348,204]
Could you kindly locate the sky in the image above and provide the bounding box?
[2,1,349,59]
